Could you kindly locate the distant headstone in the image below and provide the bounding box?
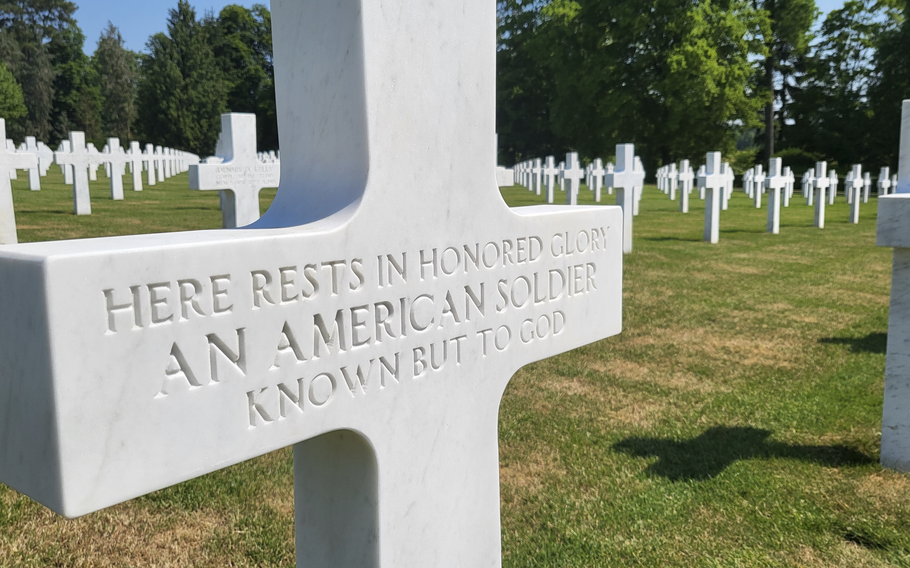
[879,167,892,196]
[753,165,765,208]
[0,119,37,244]
[699,152,725,244]
[144,144,157,186]
[103,138,129,201]
[189,113,280,228]
[828,170,839,205]
[23,137,42,191]
[863,171,872,204]
[814,162,830,229]
[127,142,144,191]
[562,152,584,206]
[605,144,644,253]
[848,165,863,224]
[54,132,94,216]
[765,158,787,235]
[0,3,622,566]
[590,158,605,202]
[678,160,693,213]
[542,155,558,204]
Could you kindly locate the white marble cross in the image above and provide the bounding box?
[802,169,815,204]
[765,158,787,235]
[562,152,584,205]
[144,144,157,186]
[190,113,280,228]
[848,165,863,224]
[531,158,542,196]
[880,167,892,196]
[0,119,37,244]
[0,2,622,566]
[667,163,678,201]
[877,99,910,472]
[605,144,643,253]
[753,165,765,208]
[103,138,130,201]
[814,162,830,229]
[86,143,102,182]
[127,142,144,191]
[699,152,725,244]
[863,171,872,204]
[54,132,94,216]
[590,158,605,202]
[543,155,558,203]
[678,160,693,213]
[23,137,42,191]
[155,145,166,181]
[828,170,839,205]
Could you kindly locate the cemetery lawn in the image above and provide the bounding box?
[0,175,905,567]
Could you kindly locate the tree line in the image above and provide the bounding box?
[0,0,276,156]
[497,0,910,175]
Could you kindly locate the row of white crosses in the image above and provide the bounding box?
[0,1,623,565]
[800,161,898,228]
[512,150,645,212]
[658,159,734,215]
[52,132,199,216]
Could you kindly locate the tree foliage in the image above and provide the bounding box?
[93,22,138,142]
[136,0,226,156]
[0,60,25,119]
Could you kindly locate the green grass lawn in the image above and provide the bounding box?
[0,172,906,567]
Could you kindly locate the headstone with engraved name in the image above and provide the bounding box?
[0,2,622,566]
[190,113,280,228]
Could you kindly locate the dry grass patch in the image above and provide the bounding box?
[500,448,567,495]
[0,498,228,567]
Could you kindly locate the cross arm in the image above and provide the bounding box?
[0,203,622,518]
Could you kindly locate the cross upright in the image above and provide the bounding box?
[190,113,280,228]
[0,119,37,244]
[753,165,766,208]
[562,152,584,205]
[127,142,144,191]
[828,170,839,205]
[0,2,623,567]
[668,162,678,201]
[590,158,605,202]
[782,166,792,207]
[54,132,94,216]
[678,160,693,213]
[104,138,130,201]
[542,155,558,203]
[605,143,643,253]
[765,158,787,235]
[849,165,864,224]
[144,144,157,186]
[877,99,910,473]
[699,152,725,244]
[531,158,543,196]
[86,143,102,182]
[880,167,892,196]
[155,145,166,181]
[803,169,815,205]
[814,162,830,229]
[697,164,707,200]
[23,136,42,191]
[722,162,734,210]
[863,171,872,204]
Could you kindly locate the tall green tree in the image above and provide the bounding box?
[786,0,895,167]
[869,2,909,169]
[136,0,227,155]
[752,0,817,161]
[0,60,25,120]
[497,0,768,170]
[0,0,76,141]
[212,3,276,150]
[48,22,102,145]
[93,22,138,141]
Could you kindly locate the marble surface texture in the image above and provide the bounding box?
[0,0,623,566]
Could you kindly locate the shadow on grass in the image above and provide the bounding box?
[613,426,874,481]
[819,332,887,354]
[641,236,701,242]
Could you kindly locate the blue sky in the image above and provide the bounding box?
[75,0,843,55]
[76,0,270,55]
